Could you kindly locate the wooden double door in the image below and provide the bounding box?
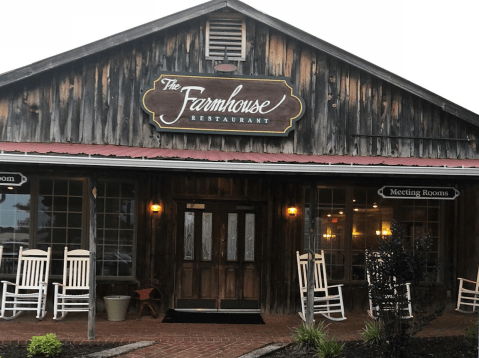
[175,202,262,311]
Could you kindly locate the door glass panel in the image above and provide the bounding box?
[244,213,255,261]
[227,213,238,261]
[184,212,195,260]
[202,212,213,261]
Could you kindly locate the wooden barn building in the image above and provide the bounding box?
[0,0,478,316]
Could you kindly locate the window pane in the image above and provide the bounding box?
[184,212,195,260]
[202,212,212,261]
[398,199,441,279]
[96,181,136,277]
[314,188,346,280]
[227,213,238,261]
[0,184,31,274]
[352,188,394,281]
[244,213,255,261]
[37,179,84,267]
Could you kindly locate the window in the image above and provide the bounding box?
[205,13,246,61]
[351,189,393,281]
[37,179,85,275]
[305,185,442,282]
[0,184,31,274]
[315,188,347,280]
[0,176,137,279]
[399,199,440,276]
[96,181,136,277]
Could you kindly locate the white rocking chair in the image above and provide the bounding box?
[0,247,51,320]
[296,251,346,322]
[456,266,479,313]
[53,247,91,320]
[366,251,413,320]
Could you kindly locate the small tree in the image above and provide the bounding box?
[366,222,443,358]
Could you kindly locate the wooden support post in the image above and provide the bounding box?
[306,186,316,326]
[88,176,97,341]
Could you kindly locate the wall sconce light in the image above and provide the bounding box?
[150,204,162,213]
[287,207,298,217]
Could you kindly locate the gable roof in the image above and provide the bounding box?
[0,0,477,127]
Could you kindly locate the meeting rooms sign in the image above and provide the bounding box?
[0,172,27,186]
[378,186,459,200]
[141,72,305,136]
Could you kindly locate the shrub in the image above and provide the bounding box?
[365,222,443,358]
[292,321,328,349]
[292,321,344,357]
[359,320,381,344]
[465,320,478,346]
[315,337,344,358]
[27,333,62,357]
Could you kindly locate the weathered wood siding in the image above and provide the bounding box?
[0,14,477,158]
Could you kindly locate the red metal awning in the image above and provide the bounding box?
[0,142,478,168]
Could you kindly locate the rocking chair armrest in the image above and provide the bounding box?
[1,281,16,286]
[458,278,478,285]
[52,282,65,287]
[327,284,344,289]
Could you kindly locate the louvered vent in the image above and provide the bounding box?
[206,15,246,61]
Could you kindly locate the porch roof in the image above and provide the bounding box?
[1,142,479,177]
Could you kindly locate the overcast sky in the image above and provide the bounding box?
[1,0,477,115]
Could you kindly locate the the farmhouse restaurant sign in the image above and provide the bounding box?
[0,172,27,186]
[378,186,459,200]
[141,72,305,136]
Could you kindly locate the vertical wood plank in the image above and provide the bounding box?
[359,72,372,156]
[338,63,349,155]
[390,89,401,157]
[380,83,392,157]
[347,68,360,155]
[447,113,458,159]
[370,77,379,156]
[423,102,433,158]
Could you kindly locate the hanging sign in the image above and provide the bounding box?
[141,72,305,136]
[378,186,459,200]
[0,172,27,186]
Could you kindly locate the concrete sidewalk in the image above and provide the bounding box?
[0,308,475,357]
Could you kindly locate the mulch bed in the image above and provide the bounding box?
[0,342,123,357]
[266,337,477,357]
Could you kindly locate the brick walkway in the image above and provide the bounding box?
[0,307,475,357]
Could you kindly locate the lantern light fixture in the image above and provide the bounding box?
[150,204,162,213]
[287,207,298,217]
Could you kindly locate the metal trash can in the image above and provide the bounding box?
[103,295,131,321]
